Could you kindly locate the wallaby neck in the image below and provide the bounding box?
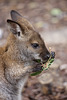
[12,75,28,100]
[3,75,28,100]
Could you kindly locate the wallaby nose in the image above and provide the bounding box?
[46,54,50,59]
[44,53,50,60]
[44,51,55,60]
[51,51,55,58]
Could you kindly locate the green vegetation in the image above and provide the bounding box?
[30,58,54,76]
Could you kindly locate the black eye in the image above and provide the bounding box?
[18,32,20,36]
[31,43,39,49]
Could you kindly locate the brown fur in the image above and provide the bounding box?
[0,10,50,100]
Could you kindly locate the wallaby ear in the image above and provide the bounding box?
[7,19,22,36]
[10,10,22,21]
[10,10,34,30]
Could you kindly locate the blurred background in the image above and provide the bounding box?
[0,0,67,100]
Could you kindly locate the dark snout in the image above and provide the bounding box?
[43,51,55,63]
[45,51,55,59]
[46,51,55,59]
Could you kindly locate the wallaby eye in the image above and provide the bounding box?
[31,43,39,49]
[18,32,20,36]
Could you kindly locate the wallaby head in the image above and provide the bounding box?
[6,10,51,74]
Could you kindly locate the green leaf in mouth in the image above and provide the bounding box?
[36,59,41,63]
[30,58,54,76]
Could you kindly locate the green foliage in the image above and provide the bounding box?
[30,58,54,76]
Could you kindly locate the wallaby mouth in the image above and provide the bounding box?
[32,51,55,73]
[32,63,43,72]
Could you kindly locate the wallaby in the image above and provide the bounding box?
[0,10,55,100]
